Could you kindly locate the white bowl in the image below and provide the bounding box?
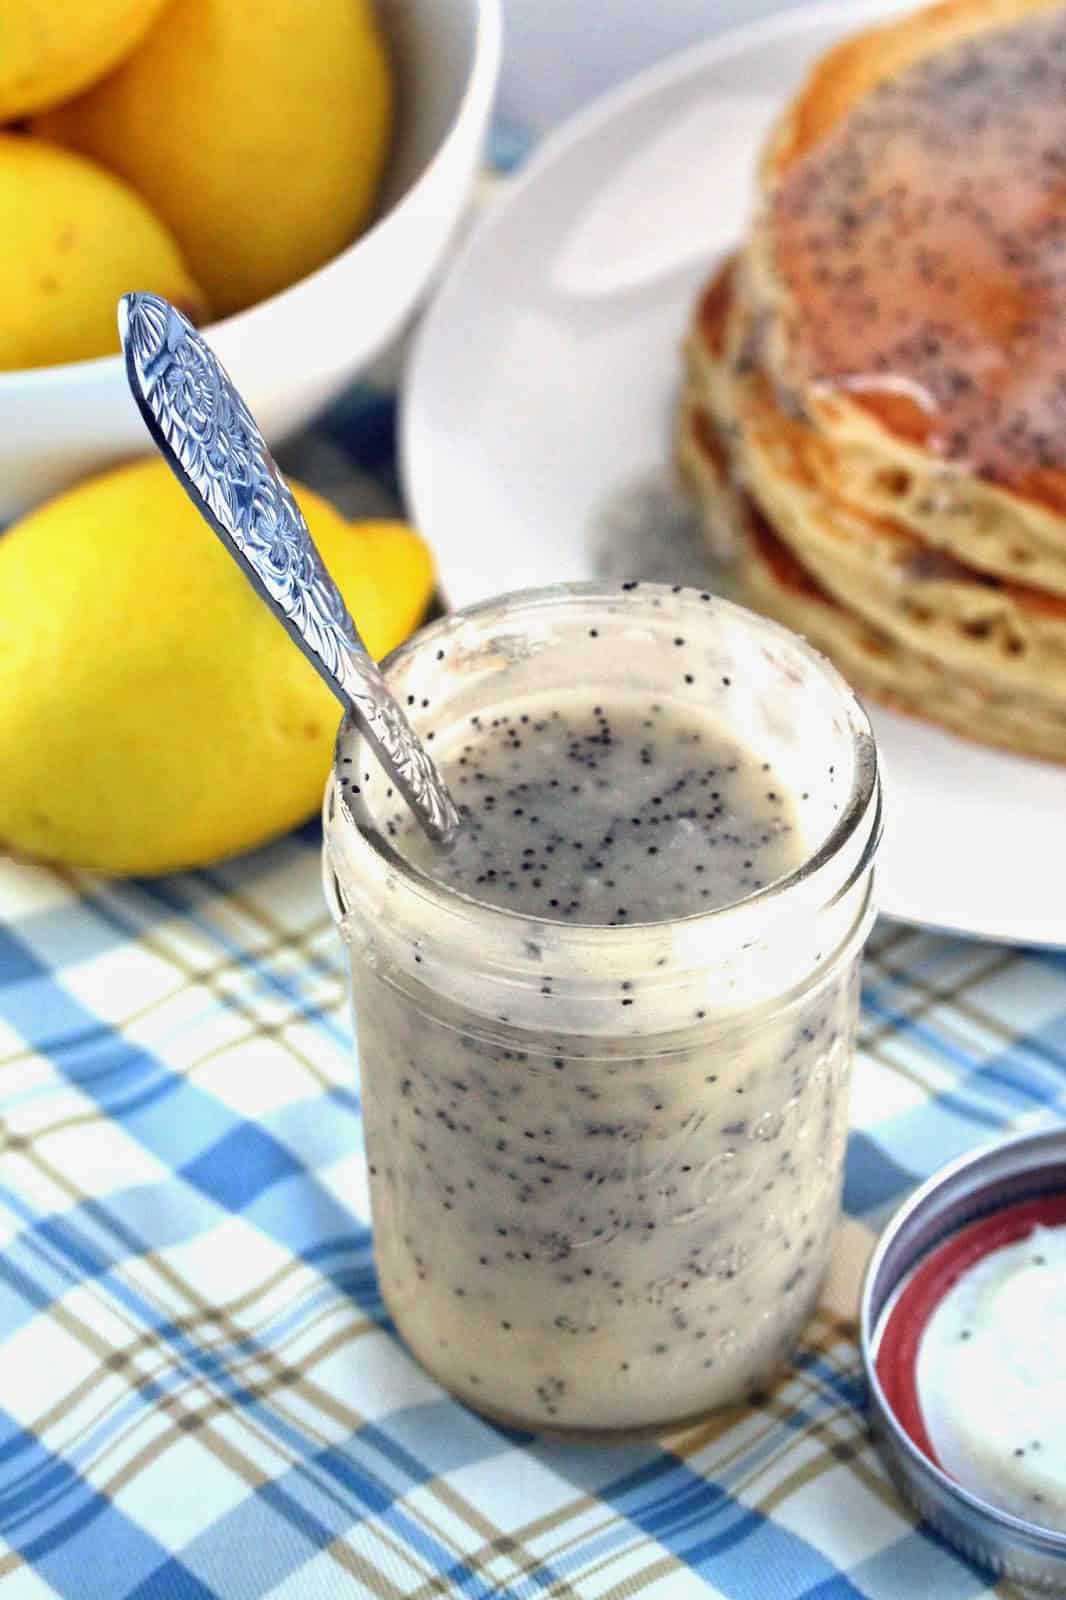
[0,0,501,522]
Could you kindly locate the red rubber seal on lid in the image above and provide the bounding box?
[875,1191,1066,1468]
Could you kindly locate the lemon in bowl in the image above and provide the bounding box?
[0,133,206,372]
[0,0,501,520]
[0,0,168,118]
[35,0,394,320]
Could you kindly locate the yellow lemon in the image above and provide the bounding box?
[0,460,434,874]
[0,133,205,371]
[0,0,169,119]
[37,0,392,317]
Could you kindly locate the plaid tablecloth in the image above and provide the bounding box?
[4,234,1066,1600]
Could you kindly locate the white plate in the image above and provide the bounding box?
[403,0,1066,947]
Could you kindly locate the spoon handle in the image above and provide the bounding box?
[118,293,459,847]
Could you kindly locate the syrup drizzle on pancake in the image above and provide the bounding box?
[771,6,1066,504]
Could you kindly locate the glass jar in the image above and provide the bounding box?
[324,584,881,1435]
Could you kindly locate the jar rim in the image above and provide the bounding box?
[327,582,880,948]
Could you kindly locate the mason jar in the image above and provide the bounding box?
[324,584,880,1435]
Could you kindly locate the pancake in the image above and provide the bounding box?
[685,265,1066,705]
[676,387,1066,763]
[746,0,1066,595]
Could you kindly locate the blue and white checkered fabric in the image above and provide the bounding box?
[5,797,1065,1600]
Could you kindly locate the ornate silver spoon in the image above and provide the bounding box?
[118,293,460,848]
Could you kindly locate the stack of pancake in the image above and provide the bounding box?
[679,0,1066,762]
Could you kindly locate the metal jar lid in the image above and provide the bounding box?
[860,1125,1066,1591]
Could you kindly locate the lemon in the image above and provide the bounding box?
[0,0,169,119]
[0,133,206,371]
[0,460,434,874]
[37,0,392,318]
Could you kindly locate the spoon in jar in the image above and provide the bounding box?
[118,292,461,848]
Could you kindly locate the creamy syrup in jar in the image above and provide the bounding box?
[352,692,853,1430]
